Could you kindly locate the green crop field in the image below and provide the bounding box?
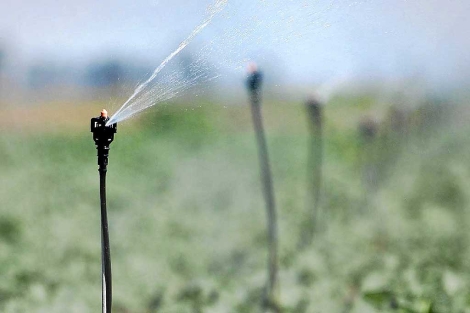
[1,95,470,312]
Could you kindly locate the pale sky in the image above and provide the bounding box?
[1,0,469,85]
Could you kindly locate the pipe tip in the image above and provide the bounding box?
[247,62,258,74]
[101,109,108,118]
[307,93,323,105]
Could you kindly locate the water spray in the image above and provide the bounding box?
[90,109,117,313]
[107,0,228,126]
[246,63,280,311]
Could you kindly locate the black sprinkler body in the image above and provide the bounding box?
[91,110,117,170]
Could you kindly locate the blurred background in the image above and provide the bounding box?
[1,0,470,312]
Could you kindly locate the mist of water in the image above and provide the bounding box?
[107,0,228,125]
[107,0,359,125]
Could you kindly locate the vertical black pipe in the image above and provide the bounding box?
[99,168,112,313]
[359,116,378,208]
[300,97,323,247]
[246,65,279,311]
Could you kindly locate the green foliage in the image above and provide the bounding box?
[363,290,395,309]
[363,290,437,313]
[0,97,469,312]
[0,216,21,244]
[140,102,216,147]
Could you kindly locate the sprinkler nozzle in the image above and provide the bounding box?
[91,109,117,170]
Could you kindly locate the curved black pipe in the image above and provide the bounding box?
[246,68,280,311]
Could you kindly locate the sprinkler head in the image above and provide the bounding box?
[246,62,263,92]
[306,96,323,125]
[306,95,322,109]
[91,109,117,169]
[359,116,378,141]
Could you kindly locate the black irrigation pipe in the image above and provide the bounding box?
[299,97,323,248]
[358,116,378,208]
[246,64,280,311]
[91,110,117,313]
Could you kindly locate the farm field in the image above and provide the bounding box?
[1,94,470,312]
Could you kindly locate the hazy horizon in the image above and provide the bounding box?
[1,0,469,87]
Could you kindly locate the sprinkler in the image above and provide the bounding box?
[90,109,117,313]
[246,63,280,311]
